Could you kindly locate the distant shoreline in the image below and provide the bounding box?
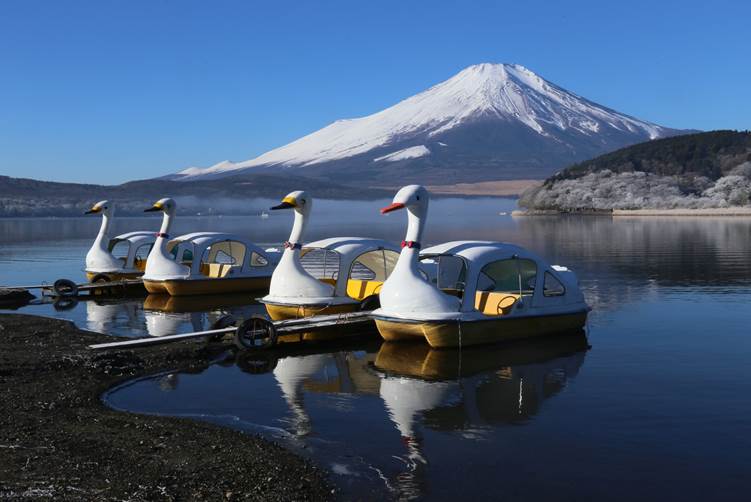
[512,207,751,217]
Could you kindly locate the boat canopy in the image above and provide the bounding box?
[420,241,584,314]
[107,231,157,271]
[302,237,401,299]
[166,232,280,278]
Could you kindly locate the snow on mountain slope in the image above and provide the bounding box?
[374,145,430,163]
[171,63,682,181]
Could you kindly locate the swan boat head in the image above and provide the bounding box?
[376,185,461,318]
[264,191,335,304]
[84,200,157,280]
[84,200,122,275]
[142,197,190,282]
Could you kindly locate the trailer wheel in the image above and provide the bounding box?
[359,295,380,312]
[234,315,277,350]
[210,314,237,341]
[53,297,78,311]
[235,351,278,374]
[90,273,111,284]
[53,279,78,297]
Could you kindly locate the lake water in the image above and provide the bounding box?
[2,198,750,500]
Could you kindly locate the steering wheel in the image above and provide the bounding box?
[495,295,518,315]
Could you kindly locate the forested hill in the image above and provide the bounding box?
[0,173,391,217]
[551,130,751,181]
[519,130,751,211]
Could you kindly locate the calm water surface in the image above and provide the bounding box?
[2,198,750,500]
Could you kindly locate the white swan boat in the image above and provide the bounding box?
[141,198,280,296]
[372,185,589,348]
[260,191,400,320]
[84,200,156,282]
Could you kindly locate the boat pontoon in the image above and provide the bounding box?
[141,198,280,296]
[84,200,156,282]
[260,191,400,320]
[372,185,589,348]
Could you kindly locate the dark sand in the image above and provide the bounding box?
[0,314,333,501]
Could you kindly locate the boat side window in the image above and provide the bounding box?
[200,240,246,278]
[475,258,537,316]
[250,252,269,267]
[350,249,399,281]
[108,239,129,265]
[133,243,152,270]
[420,255,467,297]
[169,241,194,264]
[300,248,340,281]
[543,271,566,296]
[479,258,537,294]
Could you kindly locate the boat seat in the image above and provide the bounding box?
[346,279,383,301]
[474,291,522,316]
[319,278,337,286]
[200,263,234,278]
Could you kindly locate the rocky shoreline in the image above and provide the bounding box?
[0,314,333,501]
[511,207,751,217]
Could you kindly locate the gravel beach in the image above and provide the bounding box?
[0,313,333,501]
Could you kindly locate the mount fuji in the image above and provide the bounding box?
[169,63,691,185]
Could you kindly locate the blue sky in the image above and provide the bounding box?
[1,0,749,184]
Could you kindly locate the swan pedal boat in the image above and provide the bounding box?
[143,231,281,296]
[84,200,156,282]
[373,185,589,348]
[261,237,401,320]
[141,198,280,296]
[259,191,401,325]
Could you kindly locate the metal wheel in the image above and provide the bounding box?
[209,314,237,341]
[53,297,79,311]
[234,315,277,350]
[90,273,111,284]
[53,279,78,297]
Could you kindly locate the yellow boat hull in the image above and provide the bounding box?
[264,302,359,321]
[86,271,142,282]
[375,311,587,349]
[143,276,271,296]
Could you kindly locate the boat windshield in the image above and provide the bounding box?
[420,254,468,298]
[107,239,130,266]
[300,248,340,283]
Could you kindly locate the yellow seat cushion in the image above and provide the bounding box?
[346,279,383,301]
[200,263,233,278]
[474,291,522,316]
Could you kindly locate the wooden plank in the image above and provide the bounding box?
[88,327,236,350]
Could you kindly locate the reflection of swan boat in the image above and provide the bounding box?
[260,191,400,320]
[143,293,266,337]
[142,293,261,313]
[375,333,589,428]
[85,300,141,333]
[84,200,155,282]
[375,333,589,498]
[142,198,281,296]
[374,185,589,348]
[272,350,383,438]
[374,332,589,381]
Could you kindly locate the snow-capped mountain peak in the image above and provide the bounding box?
[171,63,682,182]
